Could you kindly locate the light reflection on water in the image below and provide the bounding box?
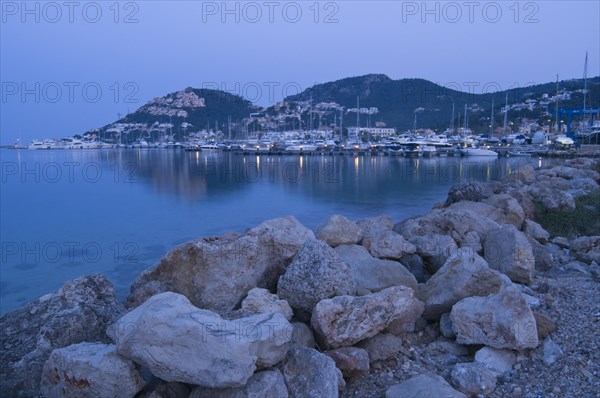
[0,149,552,314]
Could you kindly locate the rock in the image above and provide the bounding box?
[508,190,536,220]
[551,236,570,249]
[533,311,557,339]
[440,313,456,338]
[109,292,292,388]
[543,337,564,365]
[335,244,418,294]
[357,215,395,250]
[540,165,600,181]
[335,368,346,392]
[526,184,575,211]
[399,254,426,283]
[0,274,124,398]
[474,347,516,375]
[410,234,459,274]
[526,236,554,272]
[523,219,550,244]
[570,236,600,264]
[420,247,504,320]
[483,224,535,284]
[368,231,417,259]
[450,287,539,350]
[324,347,370,377]
[445,180,493,205]
[358,333,404,362]
[450,362,497,396]
[144,381,190,398]
[426,340,469,358]
[386,374,466,398]
[290,322,316,348]
[189,370,288,398]
[282,346,339,398]
[127,216,314,312]
[311,286,424,349]
[521,293,540,309]
[316,214,363,247]
[563,261,591,275]
[40,343,145,398]
[482,194,526,228]
[462,231,483,254]
[397,208,500,250]
[277,239,356,319]
[241,288,293,321]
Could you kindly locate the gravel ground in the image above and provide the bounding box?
[341,269,600,398]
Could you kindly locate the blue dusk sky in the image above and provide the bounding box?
[1,0,599,144]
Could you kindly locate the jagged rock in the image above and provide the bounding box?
[539,165,600,182]
[127,216,314,312]
[357,215,395,250]
[450,287,539,350]
[315,215,363,247]
[570,236,600,264]
[241,288,293,321]
[109,292,291,388]
[505,164,536,184]
[324,347,370,377]
[508,189,536,220]
[410,234,459,274]
[462,231,483,254]
[386,374,466,398]
[551,236,570,249]
[426,340,469,357]
[335,244,417,294]
[398,208,499,255]
[523,220,550,244]
[445,180,493,205]
[189,370,288,398]
[290,322,316,348]
[483,224,535,284]
[358,333,404,362]
[526,235,554,271]
[143,381,190,398]
[311,286,424,349]
[277,239,356,319]
[543,337,564,365]
[282,346,339,398]
[483,194,526,228]
[399,253,426,283]
[533,311,557,339]
[40,343,145,398]
[451,362,497,396]
[526,184,575,211]
[474,347,516,375]
[420,248,504,320]
[0,274,124,398]
[368,231,417,259]
[440,313,456,338]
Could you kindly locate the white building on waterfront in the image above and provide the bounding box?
[347,127,396,140]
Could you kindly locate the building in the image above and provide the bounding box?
[347,127,396,140]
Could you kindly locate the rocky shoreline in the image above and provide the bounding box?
[1,158,599,398]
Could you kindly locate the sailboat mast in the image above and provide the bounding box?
[503,93,509,135]
[490,99,495,136]
[451,102,455,133]
[356,96,360,130]
[464,104,467,130]
[555,75,559,134]
[583,51,588,112]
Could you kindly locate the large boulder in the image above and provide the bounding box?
[450,287,539,350]
[420,248,504,320]
[450,362,497,396]
[386,374,466,398]
[483,224,535,284]
[526,184,575,211]
[315,215,363,247]
[335,244,417,294]
[368,231,417,259]
[0,274,124,398]
[126,216,314,312]
[445,180,493,205]
[482,194,526,228]
[40,343,146,398]
[522,219,550,244]
[109,292,292,388]
[241,288,293,321]
[311,286,424,349]
[357,215,395,250]
[324,347,370,377]
[189,370,288,398]
[526,236,554,272]
[409,234,458,274]
[277,239,356,319]
[570,236,600,264]
[397,207,500,251]
[539,165,600,182]
[282,346,339,398]
[358,333,404,362]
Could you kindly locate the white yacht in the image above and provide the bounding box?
[200,143,220,151]
[28,139,54,150]
[285,144,318,152]
[460,147,498,157]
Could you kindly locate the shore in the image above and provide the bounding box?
[1,158,599,398]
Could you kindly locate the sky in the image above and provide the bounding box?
[1,0,599,144]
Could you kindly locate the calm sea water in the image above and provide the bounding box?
[0,149,547,314]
